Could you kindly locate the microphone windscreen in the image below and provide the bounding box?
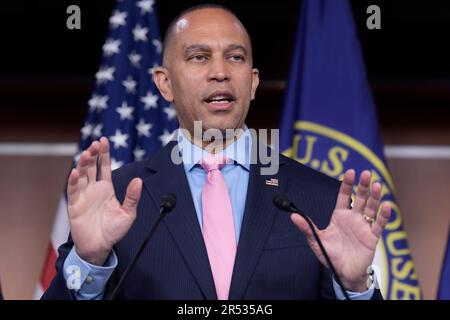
[161,193,177,211]
[273,194,292,211]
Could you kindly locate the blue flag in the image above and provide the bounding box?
[438,233,450,299]
[36,0,177,297]
[280,0,421,299]
[80,0,178,167]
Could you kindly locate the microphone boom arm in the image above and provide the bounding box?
[106,193,176,300]
[273,195,352,300]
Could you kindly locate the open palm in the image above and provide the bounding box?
[291,170,391,292]
[67,137,142,266]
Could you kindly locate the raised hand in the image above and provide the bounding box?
[291,169,391,292]
[67,137,142,266]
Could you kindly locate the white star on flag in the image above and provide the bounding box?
[159,129,175,146]
[92,124,103,138]
[103,38,121,56]
[132,24,149,42]
[74,152,81,164]
[133,146,146,161]
[140,91,158,109]
[116,101,134,120]
[152,39,162,54]
[81,123,93,139]
[110,157,124,170]
[88,94,109,112]
[136,119,152,137]
[109,10,127,29]
[110,129,129,149]
[136,0,154,15]
[163,105,177,120]
[122,76,137,93]
[128,52,142,68]
[95,66,115,84]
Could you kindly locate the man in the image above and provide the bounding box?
[42,4,390,300]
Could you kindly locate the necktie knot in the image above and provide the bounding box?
[200,155,228,172]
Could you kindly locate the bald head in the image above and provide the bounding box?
[162,5,253,66]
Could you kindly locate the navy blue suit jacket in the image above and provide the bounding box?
[42,141,381,300]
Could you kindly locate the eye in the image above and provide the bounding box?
[189,54,208,62]
[229,55,245,62]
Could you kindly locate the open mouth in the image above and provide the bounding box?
[204,92,236,108]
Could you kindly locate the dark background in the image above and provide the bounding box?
[1,0,449,141]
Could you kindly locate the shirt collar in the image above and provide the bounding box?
[177,127,252,172]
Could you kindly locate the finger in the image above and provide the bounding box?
[290,213,318,244]
[335,169,355,210]
[76,150,90,190]
[98,137,112,182]
[352,170,371,212]
[121,178,143,218]
[363,182,381,219]
[86,141,100,184]
[372,202,391,238]
[67,168,80,206]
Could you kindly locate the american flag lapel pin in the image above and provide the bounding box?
[265,178,279,187]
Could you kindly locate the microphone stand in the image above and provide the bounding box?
[274,195,352,300]
[106,194,176,300]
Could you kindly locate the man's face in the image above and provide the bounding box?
[155,8,259,135]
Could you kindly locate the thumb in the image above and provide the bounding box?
[290,213,317,244]
[121,178,143,217]
[291,213,327,266]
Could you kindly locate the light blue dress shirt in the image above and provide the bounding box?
[63,127,374,300]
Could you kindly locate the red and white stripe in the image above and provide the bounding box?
[34,195,70,299]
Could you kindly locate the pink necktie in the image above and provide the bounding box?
[201,155,237,300]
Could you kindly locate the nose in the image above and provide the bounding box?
[207,57,230,82]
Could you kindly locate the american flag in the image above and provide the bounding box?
[35,0,177,298]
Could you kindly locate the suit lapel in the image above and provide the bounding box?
[228,154,287,299]
[142,142,217,299]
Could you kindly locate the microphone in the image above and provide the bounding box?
[106,193,177,300]
[160,193,177,212]
[273,194,351,300]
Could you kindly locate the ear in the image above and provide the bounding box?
[153,66,174,102]
[250,68,260,100]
